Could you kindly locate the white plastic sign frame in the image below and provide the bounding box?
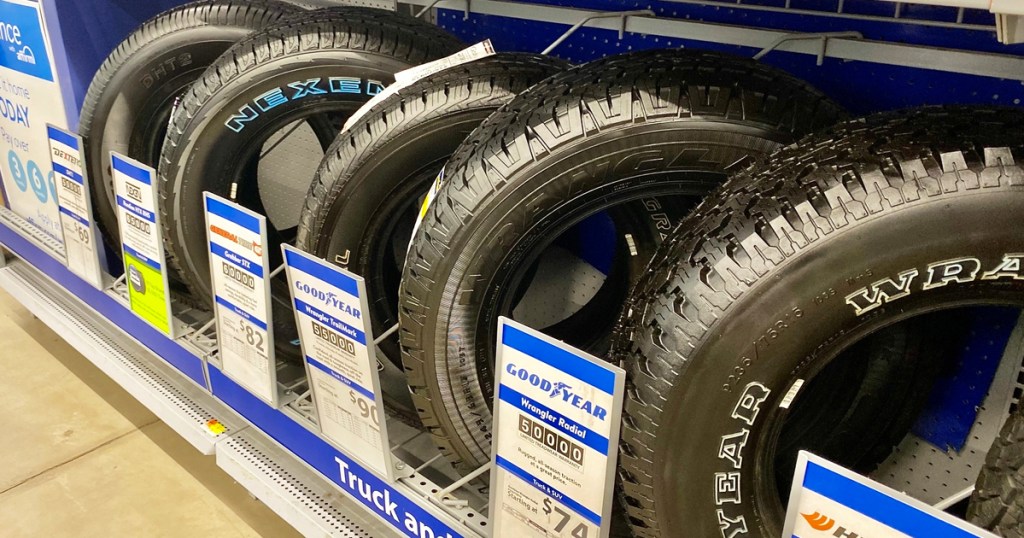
[47,125,102,287]
[783,451,998,538]
[282,244,394,481]
[204,192,277,406]
[111,151,174,338]
[488,317,625,538]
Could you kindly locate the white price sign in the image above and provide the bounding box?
[204,193,275,404]
[283,245,393,480]
[489,318,625,538]
[112,153,173,337]
[47,125,102,287]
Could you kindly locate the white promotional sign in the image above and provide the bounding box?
[204,192,276,405]
[342,40,495,131]
[0,0,70,243]
[489,318,625,538]
[111,152,173,337]
[47,125,101,287]
[783,451,996,538]
[283,245,392,480]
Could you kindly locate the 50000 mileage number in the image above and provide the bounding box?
[519,415,584,465]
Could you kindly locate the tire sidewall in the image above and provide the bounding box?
[162,52,411,298]
[650,190,1024,537]
[416,121,788,466]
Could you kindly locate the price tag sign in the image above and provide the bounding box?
[111,152,173,337]
[204,192,276,405]
[47,125,102,287]
[783,451,996,537]
[282,245,393,480]
[489,318,625,538]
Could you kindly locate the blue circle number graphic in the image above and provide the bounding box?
[7,150,26,192]
[27,159,47,203]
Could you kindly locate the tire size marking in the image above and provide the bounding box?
[845,253,1024,316]
[714,382,771,538]
[723,307,802,393]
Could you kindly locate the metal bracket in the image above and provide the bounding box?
[753,31,864,65]
[542,9,656,55]
[415,0,471,20]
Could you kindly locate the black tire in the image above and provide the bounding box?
[612,106,1024,538]
[157,7,461,360]
[79,0,301,253]
[398,49,847,470]
[969,407,1024,537]
[296,52,569,419]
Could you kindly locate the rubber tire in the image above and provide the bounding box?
[612,106,1024,538]
[398,49,847,471]
[296,52,569,419]
[79,0,301,253]
[156,7,461,360]
[969,407,1024,537]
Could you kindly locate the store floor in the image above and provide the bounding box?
[0,288,300,537]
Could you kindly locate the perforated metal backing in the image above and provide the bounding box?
[219,430,398,537]
[258,120,324,231]
[872,313,1024,506]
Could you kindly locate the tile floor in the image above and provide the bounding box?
[0,288,301,537]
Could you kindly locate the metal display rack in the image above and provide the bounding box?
[6,0,1024,536]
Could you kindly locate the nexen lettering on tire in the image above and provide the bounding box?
[225,77,385,133]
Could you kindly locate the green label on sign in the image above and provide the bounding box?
[124,251,170,335]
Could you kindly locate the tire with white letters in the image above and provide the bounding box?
[399,49,847,471]
[612,106,1024,538]
[79,0,302,253]
[157,7,461,360]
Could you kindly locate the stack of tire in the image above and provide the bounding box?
[82,2,1024,536]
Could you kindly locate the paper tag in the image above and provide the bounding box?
[283,245,394,480]
[205,192,276,405]
[48,125,102,287]
[342,40,496,132]
[112,152,174,337]
[488,318,625,538]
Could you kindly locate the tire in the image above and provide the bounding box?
[612,106,1024,538]
[969,408,1024,537]
[79,0,301,253]
[398,49,847,470]
[157,7,462,360]
[296,52,569,420]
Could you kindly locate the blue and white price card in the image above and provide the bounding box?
[47,125,102,287]
[282,244,392,480]
[204,192,276,405]
[783,451,996,538]
[112,152,173,337]
[488,318,625,538]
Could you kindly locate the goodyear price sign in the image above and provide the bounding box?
[111,152,172,337]
[204,193,276,405]
[489,318,625,538]
[783,452,996,538]
[282,244,392,480]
